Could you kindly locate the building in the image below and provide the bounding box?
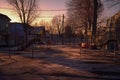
[30,26,46,42]
[31,26,45,35]
[106,11,120,50]
[9,23,32,46]
[0,13,11,46]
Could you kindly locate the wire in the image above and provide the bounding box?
[0,7,68,19]
[0,7,68,12]
[35,9,67,11]
[0,7,13,10]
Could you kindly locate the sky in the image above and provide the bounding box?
[0,0,68,24]
[101,0,120,17]
[0,0,120,25]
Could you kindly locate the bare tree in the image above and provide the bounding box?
[67,0,94,36]
[39,21,56,40]
[52,15,65,44]
[7,0,39,42]
[64,25,74,43]
[52,15,61,37]
[67,0,103,44]
[106,0,120,8]
[7,0,38,24]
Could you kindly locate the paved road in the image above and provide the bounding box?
[0,45,120,80]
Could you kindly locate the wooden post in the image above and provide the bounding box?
[61,14,65,45]
[8,34,11,58]
[79,42,82,54]
[32,40,34,58]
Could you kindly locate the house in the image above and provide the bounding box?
[0,13,11,32]
[0,13,11,46]
[106,11,120,50]
[9,23,32,46]
[31,26,45,35]
[30,26,45,40]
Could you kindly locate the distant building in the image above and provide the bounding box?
[31,26,45,35]
[0,13,11,46]
[30,26,45,41]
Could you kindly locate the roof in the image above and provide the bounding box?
[0,13,11,21]
[10,22,32,28]
[31,26,45,35]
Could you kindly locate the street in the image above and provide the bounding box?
[0,45,120,80]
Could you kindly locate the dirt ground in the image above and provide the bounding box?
[0,45,120,80]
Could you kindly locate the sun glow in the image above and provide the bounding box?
[0,9,52,25]
[0,9,19,22]
[35,13,53,23]
[0,0,67,26]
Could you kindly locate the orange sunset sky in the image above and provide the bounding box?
[0,0,119,25]
[0,0,68,24]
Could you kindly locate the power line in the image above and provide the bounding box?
[35,9,68,11]
[0,7,13,10]
[0,7,69,19]
[0,7,68,12]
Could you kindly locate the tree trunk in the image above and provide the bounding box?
[61,14,65,45]
[23,24,28,43]
[92,0,98,44]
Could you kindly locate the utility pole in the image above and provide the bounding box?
[61,14,65,45]
[109,18,112,40]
